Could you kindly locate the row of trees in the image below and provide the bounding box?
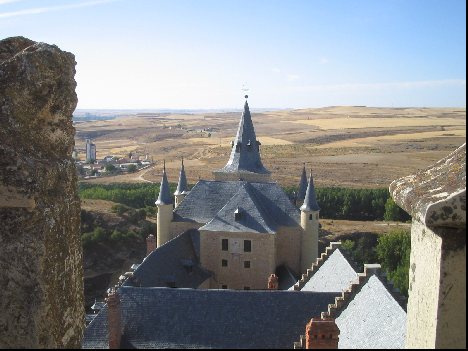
[80,183,409,221]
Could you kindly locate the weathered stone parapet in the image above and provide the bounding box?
[390,143,466,229]
[0,37,84,348]
[390,144,466,349]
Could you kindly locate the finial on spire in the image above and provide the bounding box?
[163,159,166,171]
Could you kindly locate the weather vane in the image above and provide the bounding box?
[242,83,249,99]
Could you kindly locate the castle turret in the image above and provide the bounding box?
[297,163,308,205]
[174,157,188,208]
[213,97,271,182]
[155,161,173,247]
[300,169,320,273]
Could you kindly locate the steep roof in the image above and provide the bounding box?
[336,275,407,349]
[82,287,338,349]
[174,158,188,196]
[215,100,270,176]
[297,164,308,201]
[299,249,358,293]
[174,180,300,228]
[200,183,277,233]
[300,170,320,212]
[155,161,172,205]
[123,229,210,289]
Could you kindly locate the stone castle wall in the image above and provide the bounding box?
[0,37,84,348]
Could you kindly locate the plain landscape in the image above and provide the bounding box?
[75,106,466,188]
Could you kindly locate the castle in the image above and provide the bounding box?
[153,97,320,290]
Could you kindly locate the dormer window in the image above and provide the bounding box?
[234,208,241,221]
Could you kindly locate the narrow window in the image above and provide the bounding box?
[221,238,228,251]
[222,285,228,289]
[222,259,228,267]
[244,261,250,269]
[309,214,313,220]
[243,287,250,290]
[244,240,251,252]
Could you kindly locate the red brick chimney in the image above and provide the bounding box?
[268,274,279,290]
[146,234,156,256]
[305,318,340,349]
[106,288,121,349]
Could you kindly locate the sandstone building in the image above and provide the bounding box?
[154,98,320,290]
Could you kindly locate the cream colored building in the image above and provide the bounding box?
[155,98,320,290]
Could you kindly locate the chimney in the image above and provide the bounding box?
[106,288,122,349]
[146,234,156,256]
[267,274,279,290]
[305,318,340,349]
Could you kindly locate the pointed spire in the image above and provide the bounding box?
[300,169,320,212]
[297,163,308,201]
[155,160,172,205]
[214,98,270,180]
[174,157,188,195]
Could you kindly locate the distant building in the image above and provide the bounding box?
[85,139,96,163]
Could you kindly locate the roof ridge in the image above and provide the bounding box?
[321,264,381,319]
[242,182,279,230]
[374,271,408,311]
[293,242,342,291]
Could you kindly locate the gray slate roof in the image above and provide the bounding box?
[297,164,308,201]
[123,229,210,289]
[276,265,298,290]
[200,182,277,233]
[300,170,320,212]
[298,249,358,293]
[174,180,300,229]
[156,163,172,205]
[174,158,188,195]
[83,287,338,349]
[216,100,270,176]
[336,275,407,349]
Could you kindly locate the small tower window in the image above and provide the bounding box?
[222,259,228,267]
[243,287,250,290]
[243,240,252,252]
[244,261,251,268]
[221,239,228,251]
[222,285,228,289]
[309,214,313,220]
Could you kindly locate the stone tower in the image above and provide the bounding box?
[0,37,84,348]
[212,97,271,182]
[174,158,188,208]
[155,161,173,247]
[300,169,320,273]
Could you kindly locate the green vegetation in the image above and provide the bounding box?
[341,228,411,296]
[285,186,410,221]
[127,164,138,173]
[79,182,177,208]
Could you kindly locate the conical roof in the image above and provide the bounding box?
[300,169,320,212]
[156,161,172,205]
[174,158,188,195]
[216,99,270,176]
[297,164,308,200]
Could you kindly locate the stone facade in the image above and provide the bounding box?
[200,230,276,289]
[0,37,84,348]
[390,143,466,349]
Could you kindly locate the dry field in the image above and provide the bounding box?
[75,106,466,189]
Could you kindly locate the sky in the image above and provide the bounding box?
[0,0,466,109]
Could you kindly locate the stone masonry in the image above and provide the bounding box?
[390,143,466,349]
[0,37,84,348]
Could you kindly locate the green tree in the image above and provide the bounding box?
[376,229,411,295]
[105,164,117,172]
[127,164,138,173]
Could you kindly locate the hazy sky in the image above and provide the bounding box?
[0,0,466,109]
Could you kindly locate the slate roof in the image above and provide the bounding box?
[174,180,300,229]
[123,229,211,289]
[276,265,298,290]
[336,275,407,349]
[200,183,277,233]
[215,100,270,176]
[298,249,358,293]
[300,170,320,212]
[82,287,338,349]
[156,162,172,205]
[297,164,308,201]
[174,158,189,196]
